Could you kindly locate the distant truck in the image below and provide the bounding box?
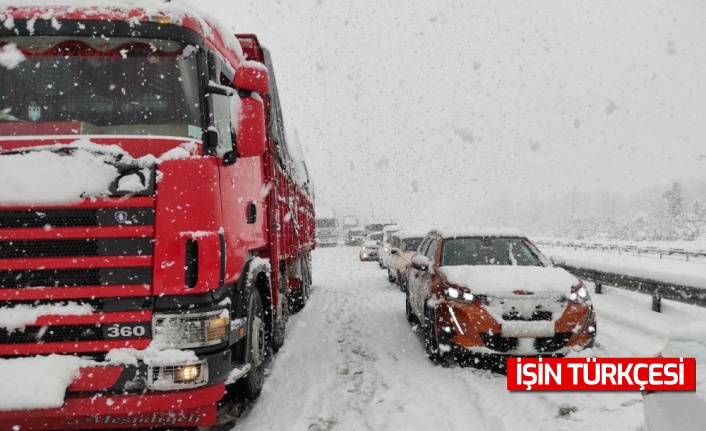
[0,5,314,430]
[316,207,339,247]
[364,219,396,236]
[342,215,360,231]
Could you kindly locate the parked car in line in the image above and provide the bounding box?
[387,231,426,290]
[642,321,706,431]
[405,228,596,364]
[360,232,383,261]
[378,224,401,268]
[345,228,366,246]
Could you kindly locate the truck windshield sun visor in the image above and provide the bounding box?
[0,35,203,140]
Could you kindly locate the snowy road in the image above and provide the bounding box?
[223,246,706,431]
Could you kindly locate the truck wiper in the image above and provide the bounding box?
[0,146,125,162]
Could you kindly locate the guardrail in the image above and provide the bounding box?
[553,262,706,312]
[536,240,706,262]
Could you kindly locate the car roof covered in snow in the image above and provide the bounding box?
[391,230,428,240]
[429,227,525,238]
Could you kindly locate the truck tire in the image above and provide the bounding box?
[236,287,267,399]
[273,273,288,351]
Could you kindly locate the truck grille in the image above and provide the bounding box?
[0,267,152,288]
[0,323,152,344]
[0,238,153,259]
[0,208,154,229]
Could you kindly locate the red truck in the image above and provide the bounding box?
[0,4,314,430]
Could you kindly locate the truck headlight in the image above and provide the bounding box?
[147,360,208,390]
[153,309,230,349]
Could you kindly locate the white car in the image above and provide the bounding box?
[377,224,401,268]
[642,321,706,431]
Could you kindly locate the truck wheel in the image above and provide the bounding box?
[274,276,288,351]
[237,288,267,399]
[423,304,447,364]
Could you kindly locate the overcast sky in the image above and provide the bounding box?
[225,0,706,228]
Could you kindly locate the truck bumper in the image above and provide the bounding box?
[0,384,224,430]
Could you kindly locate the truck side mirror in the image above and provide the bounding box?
[237,96,266,157]
[234,63,269,93]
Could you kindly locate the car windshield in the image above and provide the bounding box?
[0,36,201,139]
[402,237,423,251]
[366,224,384,233]
[441,237,544,266]
[316,219,336,228]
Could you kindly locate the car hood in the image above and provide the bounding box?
[362,240,378,248]
[439,265,579,296]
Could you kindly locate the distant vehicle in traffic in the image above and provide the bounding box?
[387,231,426,290]
[378,224,401,268]
[316,207,339,247]
[360,232,383,261]
[364,219,396,236]
[345,228,366,246]
[342,215,360,231]
[642,322,706,431]
[405,228,596,365]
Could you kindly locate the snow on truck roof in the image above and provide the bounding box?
[429,227,525,238]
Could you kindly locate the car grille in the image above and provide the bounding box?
[480,332,572,353]
[502,311,553,321]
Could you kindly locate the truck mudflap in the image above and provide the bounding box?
[0,384,224,430]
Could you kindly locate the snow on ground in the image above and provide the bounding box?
[539,245,706,289]
[227,246,706,431]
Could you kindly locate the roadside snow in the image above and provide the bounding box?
[0,354,86,411]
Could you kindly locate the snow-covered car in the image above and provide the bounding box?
[642,322,706,431]
[360,232,383,261]
[345,228,366,246]
[405,228,596,364]
[387,231,425,291]
[377,224,401,268]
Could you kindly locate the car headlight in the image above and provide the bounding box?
[443,284,478,304]
[569,282,590,303]
[153,309,230,349]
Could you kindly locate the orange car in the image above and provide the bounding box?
[405,229,596,364]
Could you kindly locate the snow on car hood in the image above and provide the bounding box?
[0,138,196,205]
[440,265,580,295]
[362,240,379,248]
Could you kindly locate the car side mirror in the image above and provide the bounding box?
[411,255,430,271]
[376,241,381,246]
[237,95,266,157]
[390,248,399,255]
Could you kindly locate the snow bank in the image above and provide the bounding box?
[440,265,579,295]
[0,354,86,411]
[0,302,93,332]
[550,252,706,289]
[668,321,706,344]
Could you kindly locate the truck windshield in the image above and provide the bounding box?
[0,36,202,139]
[441,237,545,267]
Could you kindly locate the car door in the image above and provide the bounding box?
[409,239,430,318]
[417,239,438,312]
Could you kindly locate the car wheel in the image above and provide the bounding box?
[387,267,396,282]
[405,289,415,323]
[423,303,447,364]
[236,288,268,399]
[398,272,406,292]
